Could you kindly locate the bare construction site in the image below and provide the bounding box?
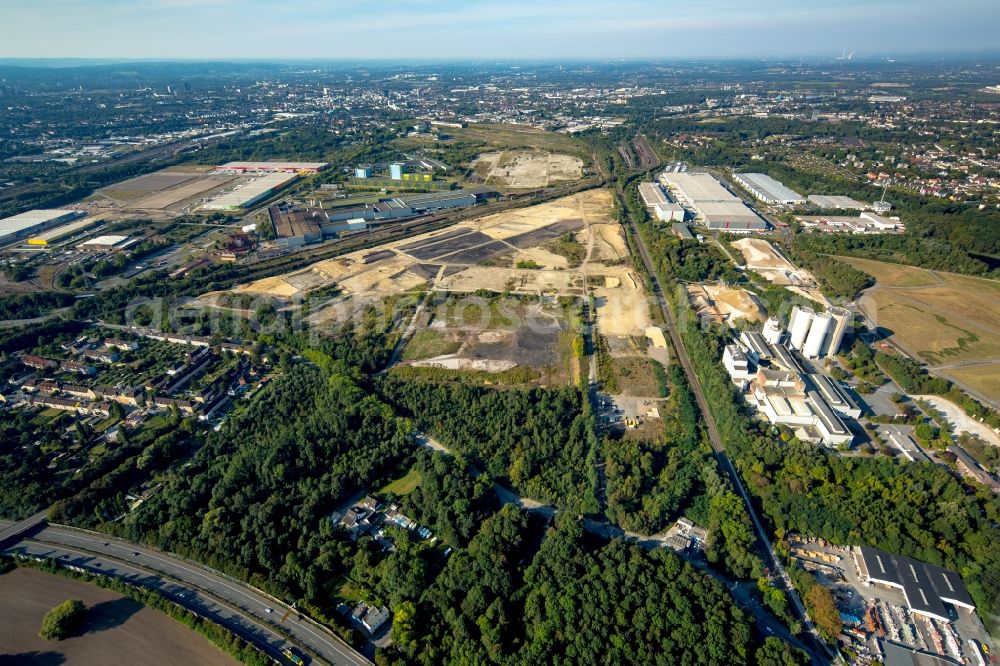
[471,151,584,188]
[212,189,660,386]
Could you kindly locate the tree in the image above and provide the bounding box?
[755,636,809,666]
[804,584,842,642]
[39,598,86,640]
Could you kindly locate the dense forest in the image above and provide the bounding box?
[113,364,413,611]
[382,507,805,666]
[380,378,600,514]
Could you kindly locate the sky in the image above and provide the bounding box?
[3,0,1000,61]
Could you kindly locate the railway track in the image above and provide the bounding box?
[620,196,833,665]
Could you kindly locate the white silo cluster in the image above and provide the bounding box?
[787,305,851,358]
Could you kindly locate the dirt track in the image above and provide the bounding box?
[0,567,235,666]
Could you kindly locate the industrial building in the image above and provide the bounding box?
[885,427,929,463]
[732,173,806,205]
[949,445,1000,493]
[391,190,477,212]
[0,209,85,247]
[796,212,903,234]
[853,546,975,623]
[27,215,102,247]
[354,165,374,179]
[639,182,670,208]
[215,161,327,174]
[721,326,858,447]
[77,235,139,252]
[806,194,868,210]
[390,162,406,180]
[201,173,298,211]
[787,305,850,358]
[659,172,768,233]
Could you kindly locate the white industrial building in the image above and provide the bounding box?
[732,173,806,205]
[806,194,868,210]
[0,209,85,247]
[720,323,858,448]
[215,161,327,174]
[639,182,670,208]
[201,173,298,211]
[659,172,768,233]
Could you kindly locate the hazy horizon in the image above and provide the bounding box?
[4,0,1000,61]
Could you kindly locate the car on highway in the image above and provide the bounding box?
[265,607,273,613]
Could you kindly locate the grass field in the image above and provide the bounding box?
[380,468,422,496]
[848,256,1000,401]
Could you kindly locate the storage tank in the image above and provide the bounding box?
[788,306,814,350]
[762,317,783,345]
[823,307,851,357]
[803,312,833,358]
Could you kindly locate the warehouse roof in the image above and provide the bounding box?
[0,209,83,242]
[734,173,805,203]
[857,545,974,621]
[660,172,737,202]
[216,161,327,171]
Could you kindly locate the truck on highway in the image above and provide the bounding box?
[282,648,304,665]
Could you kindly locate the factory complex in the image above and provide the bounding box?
[723,309,861,447]
[269,189,480,247]
[0,209,86,247]
[658,172,769,233]
[732,172,806,205]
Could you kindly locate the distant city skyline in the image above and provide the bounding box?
[3,0,1000,60]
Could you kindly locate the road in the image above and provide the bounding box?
[620,200,832,664]
[2,522,369,666]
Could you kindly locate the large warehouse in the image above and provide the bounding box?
[215,161,328,174]
[659,172,768,233]
[853,546,975,623]
[732,173,806,205]
[0,209,85,247]
[201,173,298,211]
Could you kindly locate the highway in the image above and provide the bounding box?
[2,522,369,666]
[621,199,833,665]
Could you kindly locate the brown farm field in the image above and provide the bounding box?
[848,256,1000,402]
[0,567,236,666]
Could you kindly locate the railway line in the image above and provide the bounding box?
[620,193,833,665]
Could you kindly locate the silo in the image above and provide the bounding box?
[823,307,851,357]
[788,306,814,350]
[803,312,832,358]
[762,317,783,345]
